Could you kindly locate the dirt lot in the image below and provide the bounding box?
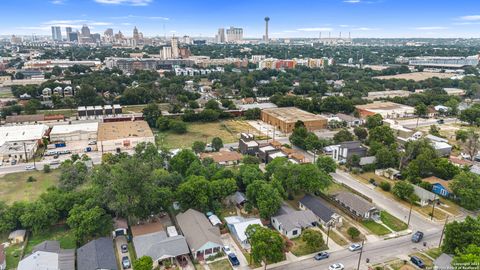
[373,72,453,82]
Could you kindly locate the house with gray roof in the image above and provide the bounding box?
[413,185,437,207]
[271,209,318,239]
[299,194,341,226]
[18,240,75,270]
[433,253,453,270]
[333,192,379,220]
[77,237,117,270]
[176,209,223,260]
[331,141,367,162]
[133,231,189,267]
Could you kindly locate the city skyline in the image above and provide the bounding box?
[1,0,480,38]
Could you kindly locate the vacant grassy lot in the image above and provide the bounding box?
[156,120,253,149]
[290,234,328,256]
[39,108,77,118]
[361,220,391,236]
[0,170,61,204]
[24,225,76,255]
[208,259,233,270]
[380,211,408,231]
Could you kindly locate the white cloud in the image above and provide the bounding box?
[344,0,361,3]
[353,27,377,31]
[121,22,132,26]
[110,14,169,20]
[50,0,66,4]
[297,27,333,32]
[414,26,449,30]
[458,15,480,21]
[453,22,480,25]
[94,0,152,6]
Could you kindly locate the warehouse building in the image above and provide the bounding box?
[0,124,49,162]
[97,120,154,152]
[355,102,415,119]
[260,107,327,133]
[366,90,412,100]
[49,122,98,142]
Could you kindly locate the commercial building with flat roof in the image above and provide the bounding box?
[366,90,412,100]
[50,122,98,142]
[97,120,154,152]
[355,102,415,119]
[260,107,327,133]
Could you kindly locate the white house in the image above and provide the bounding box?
[224,216,263,249]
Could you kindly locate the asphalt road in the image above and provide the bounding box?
[272,229,442,270]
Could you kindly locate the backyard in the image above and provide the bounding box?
[0,169,61,204]
[156,120,254,149]
[24,225,76,254]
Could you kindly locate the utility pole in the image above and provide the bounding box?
[407,200,413,227]
[326,224,331,246]
[356,239,366,270]
[431,194,437,221]
[23,142,28,163]
[438,216,449,248]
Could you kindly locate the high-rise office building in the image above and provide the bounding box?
[216,28,225,43]
[66,27,72,37]
[226,27,243,43]
[104,28,113,37]
[171,37,179,58]
[133,26,140,41]
[51,26,62,41]
[80,25,92,43]
[161,46,172,60]
[68,31,78,42]
[81,25,90,37]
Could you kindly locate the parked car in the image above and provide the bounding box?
[411,231,424,243]
[228,253,240,266]
[410,256,425,268]
[11,159,17,165]
[329,263,345,270]
[88,140,97,145]
[25,165,36,171]
[314,251,329,260]
[121,244,128,253]
[223,245,233,255]
[50,160,60,165]
[122,256,131,269]
[437,119,445,124]
[348,243,362,251]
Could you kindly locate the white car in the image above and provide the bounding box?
[329,263,345,270]
[222,245,233,255]
[25,165,36,171]
[348,243,362,251]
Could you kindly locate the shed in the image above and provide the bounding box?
[8,229,27,244]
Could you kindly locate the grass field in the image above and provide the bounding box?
[39,108,77,117]
[290,233,328,256]
[425,248,443,259]
[208,259,233,270]
[24,225,76,255]
[0,170,61,204]
[361,220,391,235]
[156,120,253,149]
[380,211,408,231]
[5,243,23,270]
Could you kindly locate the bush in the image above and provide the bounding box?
[43,164,51,173]
[380,181,391,191]
[347,226,360,239]
[169,120,187,134]
[27,176,37,182]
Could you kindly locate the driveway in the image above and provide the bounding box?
[221,233,249,270]
[115,236,132,270]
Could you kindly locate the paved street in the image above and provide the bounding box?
[271,229,442,270]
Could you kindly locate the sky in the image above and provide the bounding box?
[1,0,480,38]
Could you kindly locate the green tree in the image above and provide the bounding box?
[192,141,206,153]
[443,216,480,254]
[302,229,325,251]
[414,103,428,127]
[67,203,113,244]
[392,181,414,201]
[211,137,224,151]
[365,114,383,130]
[169,149,199,176]
[456,129,480,160]
[333,128,354,144]
[242,155,260,165]
[450,172,480,210]
[246,180,282,219]
[169,120,187,134]
[375,146,399,169]
[316,156,337,174]
[354,127,368,141]
[346,154,360,169]
[347,226,360,239]
[142,103,161,127]
[133,256,154,270]
[24,99,41,115]
[238,164,264,187]
[246,224,285,269]
[368,125,395,146]
[244,108,261,120]
[156,116,171,131]
[43,164,51,173]
[20,202,58,234]
[453,244,480,265]
[59,161,88,191]
[0,202,26,234]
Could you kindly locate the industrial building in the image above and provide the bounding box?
[0,124,49,162]
[366,90,412,100]
[49,122,98,142]
[260,107,327,133]
[407,55,479,68]
[97,120,154,152]
[77,105,122,118]
[355,102,415,119]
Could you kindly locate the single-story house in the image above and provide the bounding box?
[299,194,341,226]
[8,229,27,244]
[133,231,190,267]
[226,191,247,207]
[199,151,243,166]
[422,176,452,197]
[77,237,117,270]
[176,209,223,260]
[18,240,75,270]
[433,253,453,270]
[335,113,363,127]
[0,244,5,270]
[271,209,318,239]
[224,216,263,249]
[413,185,437,207]
[333,192,379,220]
